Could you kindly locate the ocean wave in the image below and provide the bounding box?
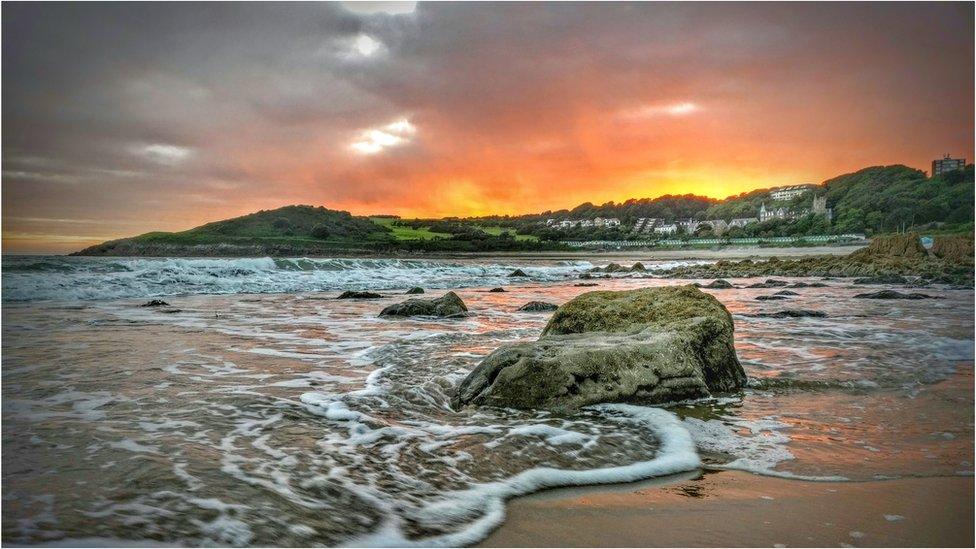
[1,256,607,302]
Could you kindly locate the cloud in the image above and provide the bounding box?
[621,102,701,119]
[340,2,417,16]
[350,118,417,154]
[337,34,386,59]
[1,2,972,253]
[133,143,193,165]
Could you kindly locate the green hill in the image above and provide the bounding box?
[73,205,394,256]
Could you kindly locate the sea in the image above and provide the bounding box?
[2,255,973,546]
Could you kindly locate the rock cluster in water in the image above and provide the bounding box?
[379,291,469,317]
[588,262,648,274]
[452,285,746,411]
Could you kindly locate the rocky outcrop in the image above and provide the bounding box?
[518,301,559,312]
[660,234,974,287]
[848,233,927,261]
[853,290,942,300]
[338,291,383,299]
[379,291,469,317]
[488,287,506,293]
[452,285,746,411]
[405,287,425,294]
[755,295,788,301]
[508,269,529,277]
[631,262,647,272]
[931,235,974,262]
[141,299,170,307]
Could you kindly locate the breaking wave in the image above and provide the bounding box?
[2,256,628,302]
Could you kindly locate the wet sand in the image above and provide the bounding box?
[481,471,974,547]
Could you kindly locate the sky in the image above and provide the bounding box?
[2,2,973,254]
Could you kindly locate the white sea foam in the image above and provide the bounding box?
[339,404,700,547]
[683,416,847,481]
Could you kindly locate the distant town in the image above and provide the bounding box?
[538,155,966,242]
[545,184,832,237]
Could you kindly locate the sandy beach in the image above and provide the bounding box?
[481,471,974,547]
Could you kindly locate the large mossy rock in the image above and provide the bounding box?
[379,291,468,318]
[452,285,746,411]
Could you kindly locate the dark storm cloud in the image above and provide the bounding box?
[2,2,973,253]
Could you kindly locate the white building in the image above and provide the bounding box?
[677,219,699,233]
[653,223,678,235]
[769,184,816,201]
[759,203,793,222]
[728,217,758,228]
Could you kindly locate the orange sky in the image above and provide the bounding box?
[3,2,973,254]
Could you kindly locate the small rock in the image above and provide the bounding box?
[508,269,529,277]
[756,295,789,301]
[853,275,909,285]
[773,290,799,296]
[141,299,169,307]
[853,290,942,300]
[488,287,506,293]
[337,291,383,299]
[701,279,734,289]
[379,291,469,318]
[788,282,827,288]
[574,282,599,287]
[749,310,828,318]
[405,287,425,294]
[630,262,647,272]
[518,301,559,312]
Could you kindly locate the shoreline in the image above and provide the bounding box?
[480,470,974,547]
[9,244,865,261]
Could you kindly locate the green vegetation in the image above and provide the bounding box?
[369,217,451,240]
[469,164,973,241]
[474,225,539,241]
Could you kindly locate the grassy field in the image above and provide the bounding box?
[369,217,451,240]
[474,225,540,242]
[370,218,541,242]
